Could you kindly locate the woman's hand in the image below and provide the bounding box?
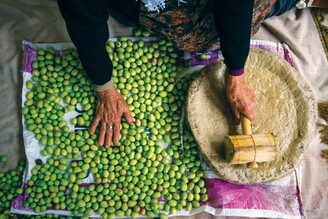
[89,85,134,147]
[226,74,256,125]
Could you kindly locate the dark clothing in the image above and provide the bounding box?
[212,0,254,75]
[57,0,295,86]
[57,0,140,86]
[57,0,113,85]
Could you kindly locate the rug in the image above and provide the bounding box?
[319,104,328,162]
[311,8,328,162]
[311,8,328,60]
[318,101,328,143]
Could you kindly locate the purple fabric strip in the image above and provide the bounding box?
[23,43,37,73]
[229,68,244,76]
[201,178,303,216]
[189,51,219,66]
[188,41,294,69]
[249,43,294,66]
[11,192,30,211]
[12,179,302,216]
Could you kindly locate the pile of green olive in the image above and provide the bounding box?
[20,33,208,218]
[0,159,25,217]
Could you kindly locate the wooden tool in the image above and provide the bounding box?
[223,115,277,168]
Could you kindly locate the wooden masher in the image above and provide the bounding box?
[223,115,277,168]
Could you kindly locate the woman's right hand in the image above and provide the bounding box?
[89,85,134,147]
[226,74,256,125]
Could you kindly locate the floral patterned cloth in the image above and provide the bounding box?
[139,0,277,52]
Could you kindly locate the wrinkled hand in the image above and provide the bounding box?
[226,74,256,125]
[89,86,134,147]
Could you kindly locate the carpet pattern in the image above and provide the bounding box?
[311,8,328,60]
[311,8,328,161]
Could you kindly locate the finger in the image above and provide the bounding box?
[232,107,241,125]
[250,95,257,104]
[242,105,256,121]
[123,107,135,125]
[245,110,256,121]
[98,122,107,146]
[112,122,121,145]
[89,117,100,135]
[104,126,113,148]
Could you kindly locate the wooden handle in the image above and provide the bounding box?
[241,115,258,168]
[241,115,252,135]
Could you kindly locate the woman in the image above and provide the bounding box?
[57,0,297,147]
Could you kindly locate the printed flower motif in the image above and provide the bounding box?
[169,9,189,26]
[139,0,274,53]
